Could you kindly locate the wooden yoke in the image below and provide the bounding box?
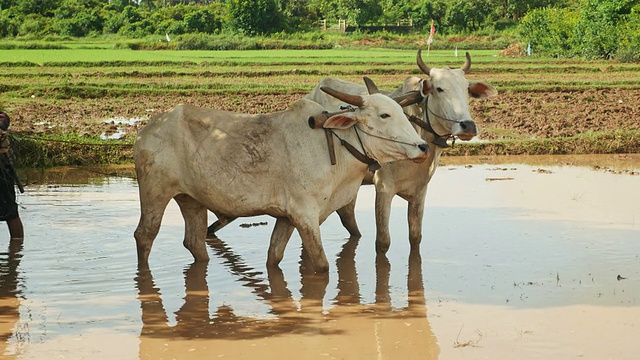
[308,107,356,166]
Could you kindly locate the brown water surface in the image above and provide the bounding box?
[1,154,639,359]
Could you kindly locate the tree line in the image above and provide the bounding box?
[0,0,638,60]
[0,0,571,38]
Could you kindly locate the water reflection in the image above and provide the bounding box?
[136,236,439,359]
[6,157,637,358]
[0,240,23,356]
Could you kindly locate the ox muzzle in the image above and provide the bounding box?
[454,120,478,141]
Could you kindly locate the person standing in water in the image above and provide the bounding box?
[0,111,23,241]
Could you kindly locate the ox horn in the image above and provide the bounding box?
[416,49,431,76]
[461,52,471,73]
[363,76,380,94]
[392,90,423,107]
[320,86,364,108]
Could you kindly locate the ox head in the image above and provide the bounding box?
[415,49,497,141]
[319,77,428,164]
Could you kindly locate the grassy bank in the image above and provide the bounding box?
[445,130,640,157]
[11,134,133,168]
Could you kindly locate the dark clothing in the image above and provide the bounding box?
[0,112,20,221]
[0,164,18,221]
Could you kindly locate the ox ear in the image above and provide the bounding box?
[393,90,424,107]
[419,79,431,98]
[323,114,357,130]
[469,81,498,99]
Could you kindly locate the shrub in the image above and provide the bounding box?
[615,7,640,62]
[518,7,579,57]
[19,13,52,36]
[226,0,284,35]
[573,0,637,59]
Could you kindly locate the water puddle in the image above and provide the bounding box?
[1,155,639,359]
[100,117,145,140]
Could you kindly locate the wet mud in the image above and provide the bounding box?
[8,88,640,142]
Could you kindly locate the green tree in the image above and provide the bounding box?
[488,0,573,22]
[0,12,21,37]
[279,0,317,31]
[308,0,350,23]
[573,0,639,59]
[616,4,640,61]
[19,13,50,35]
[53,0,103,36]
[518,6,579,57]
[16,0,60,17]
[183,6,222,34]
[117,5,154,37]
[378,0,420,25]
[226,0,284,35]
[411,0,447,30]
[351,0,383,25]
[444,0,492,33]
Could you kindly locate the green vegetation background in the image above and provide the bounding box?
[0,0,639,61]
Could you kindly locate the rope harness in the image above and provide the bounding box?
[405,95,475,149]
[310,105,432,173]
[308,106,381,172]
[310,92,474,170]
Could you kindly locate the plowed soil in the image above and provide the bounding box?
[7,88,640,141]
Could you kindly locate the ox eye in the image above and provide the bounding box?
[380,113,390,119]
[436,87,444,93]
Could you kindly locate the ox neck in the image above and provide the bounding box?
[406,112,452,149]
[325,129,381,172]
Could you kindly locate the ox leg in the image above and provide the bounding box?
[206,216,237,238]
[134,195,171,268]
[336,198,361,238]
[293,219,329,274]
[174,194,210,263]
[407,192,427,250]
[374,190,395,254]
[267,218,295,267]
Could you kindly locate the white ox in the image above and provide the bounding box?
[305,50,497,253]
[133,79,428,273]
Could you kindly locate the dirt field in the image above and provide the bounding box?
[7,88,640,142]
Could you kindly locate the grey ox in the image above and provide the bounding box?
[305,50,497,253]
[133,79,428,273]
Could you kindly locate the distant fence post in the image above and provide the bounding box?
[339,19,346,32]
[319,19,327,31]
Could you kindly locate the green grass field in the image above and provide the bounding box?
[2,47,639,102]
[0,48,500,64]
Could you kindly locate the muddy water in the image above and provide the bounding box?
[1,155,639,359]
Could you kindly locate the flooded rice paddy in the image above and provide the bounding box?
[1,154,639,359]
